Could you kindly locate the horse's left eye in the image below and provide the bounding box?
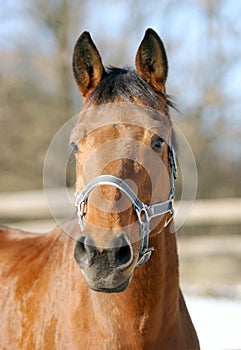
[151,136,165,152]
[71,141,79,153]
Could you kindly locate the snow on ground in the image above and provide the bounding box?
[185,295,241,350]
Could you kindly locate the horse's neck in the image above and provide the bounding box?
[53,224,199,349]
[135,227,179,325]
[87,225,180,344]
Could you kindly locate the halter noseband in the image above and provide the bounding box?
[74,145,177,267]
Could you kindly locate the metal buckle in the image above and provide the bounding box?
[136,247,154,267]
[76,200,86,230]
[135,204,150,226]
[163,209,175,228]
[78,201,86,217]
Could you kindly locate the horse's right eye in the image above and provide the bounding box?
[71,141,79,154]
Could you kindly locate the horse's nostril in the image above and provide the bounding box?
[115,244,132,267]
[74,235,97,267]
[76,236,86,253]
[113,234,134,271]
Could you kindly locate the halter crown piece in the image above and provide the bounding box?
[75,145,177,267]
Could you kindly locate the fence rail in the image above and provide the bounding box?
[1,189,241,228]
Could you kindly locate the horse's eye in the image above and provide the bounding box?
[71,141,79,154]
[151,136,165,152]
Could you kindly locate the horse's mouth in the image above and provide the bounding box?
[88,275,132,293]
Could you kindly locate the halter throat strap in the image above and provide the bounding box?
[75,146,177,267]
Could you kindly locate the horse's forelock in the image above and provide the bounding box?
[85,67,173,114]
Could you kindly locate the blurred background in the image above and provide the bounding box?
[0,0,241,348]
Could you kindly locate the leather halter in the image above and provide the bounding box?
[75,145,177,267]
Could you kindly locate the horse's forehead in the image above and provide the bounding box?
[71,103,172,144]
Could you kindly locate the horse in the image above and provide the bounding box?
[0,29,199,349]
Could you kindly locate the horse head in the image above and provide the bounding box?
[70,29,176,293]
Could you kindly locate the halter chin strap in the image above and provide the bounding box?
[75,145,177,267]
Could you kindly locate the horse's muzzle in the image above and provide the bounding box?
[74,232,134,292]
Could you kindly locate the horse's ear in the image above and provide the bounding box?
[135,28,168,93]
[72,31,105,98]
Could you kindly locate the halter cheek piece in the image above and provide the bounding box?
[75,145,177,267]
